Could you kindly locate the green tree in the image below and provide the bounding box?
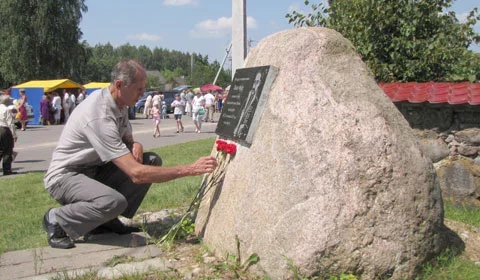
[161,67,183,85]
[286,0,480,82]
[83,43,116,83]
[0,0,88,84]
[80,43,231,88]
[146,75,161,90]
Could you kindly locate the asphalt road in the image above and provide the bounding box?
[7,113,218,175]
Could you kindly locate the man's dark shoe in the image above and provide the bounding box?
[3,171,18,176]
[90,218,140,235]
[42,209,75,249]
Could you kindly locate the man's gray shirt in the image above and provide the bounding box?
[44,87,132,189]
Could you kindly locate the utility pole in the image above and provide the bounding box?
[190,53,194,76]
[232,0,247,79]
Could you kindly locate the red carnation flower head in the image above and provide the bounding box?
[225,143,237,155]
[216,139,227,152]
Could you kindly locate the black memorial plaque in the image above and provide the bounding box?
[216,65,278,144]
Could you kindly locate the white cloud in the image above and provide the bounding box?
[127,33,162,41]
[189,16,258,38]
[163,0,197,6]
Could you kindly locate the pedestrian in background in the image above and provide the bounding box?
[171,93,185,133]
[52,92,62,125]
[216,91,223,113]
[144,92,153,119]
[0,94,17,175]
[152,92,160,110]
[185,89,194,117]
[161,101,167,119]
[192,89,205,133]
[203,90,215,122]
[180,90,187,115]
[69,92,76,114]
[62,90,71,123]
[18,89,29,131]
[151,104,161,138]
[40,94,52,125]
[76,90,85,105]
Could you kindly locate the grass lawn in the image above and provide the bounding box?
[0,137,215,255]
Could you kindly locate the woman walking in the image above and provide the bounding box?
[192,90,205,133]
[40,94,52,125]
[18,89,29,131]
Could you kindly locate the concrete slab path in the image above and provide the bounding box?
[0,232,168,280]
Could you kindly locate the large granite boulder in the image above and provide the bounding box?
[196,28,447,279]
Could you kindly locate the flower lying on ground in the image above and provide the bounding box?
[159,139,237,245]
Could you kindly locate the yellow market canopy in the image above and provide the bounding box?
[83,82,110,89]
[14,79,83,92]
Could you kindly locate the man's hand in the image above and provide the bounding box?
[189,156,218,175]
[132,142,143,164]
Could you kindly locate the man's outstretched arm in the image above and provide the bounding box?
[113,152,217,185]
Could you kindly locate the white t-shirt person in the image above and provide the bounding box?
[204,92,215,107]
[171,99,185,115]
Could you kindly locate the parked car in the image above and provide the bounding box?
[173,85,192,92]
[8,98,34,128]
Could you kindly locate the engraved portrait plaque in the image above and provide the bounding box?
[216,65,278,144]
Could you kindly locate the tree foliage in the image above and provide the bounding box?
[286,0,480,82]
[82,44,231,88]
[0,0,88,85]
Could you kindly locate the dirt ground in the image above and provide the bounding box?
[124,211,480,279]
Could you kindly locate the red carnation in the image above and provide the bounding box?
[225,143,237,155]
[216,139,227,152]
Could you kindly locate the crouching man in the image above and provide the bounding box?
[43,59,217,249]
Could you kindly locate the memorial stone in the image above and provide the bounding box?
[196,28,450,279]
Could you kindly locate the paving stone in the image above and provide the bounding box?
[0,232,163,280]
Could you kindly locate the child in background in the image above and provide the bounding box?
[171,93,185,133]
[161,101,167,119]
[151,105,161,138]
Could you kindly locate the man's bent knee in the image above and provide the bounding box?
[143,152,162,167]
[96,193,128,219]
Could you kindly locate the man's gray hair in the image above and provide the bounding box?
[110,59,145,87]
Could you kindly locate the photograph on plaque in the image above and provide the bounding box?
[216,65,278,143]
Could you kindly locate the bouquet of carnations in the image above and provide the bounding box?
[159,139,237,245]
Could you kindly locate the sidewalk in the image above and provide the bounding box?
[0,232,168,280]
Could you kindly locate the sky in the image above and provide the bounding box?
[79,0,480,68]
